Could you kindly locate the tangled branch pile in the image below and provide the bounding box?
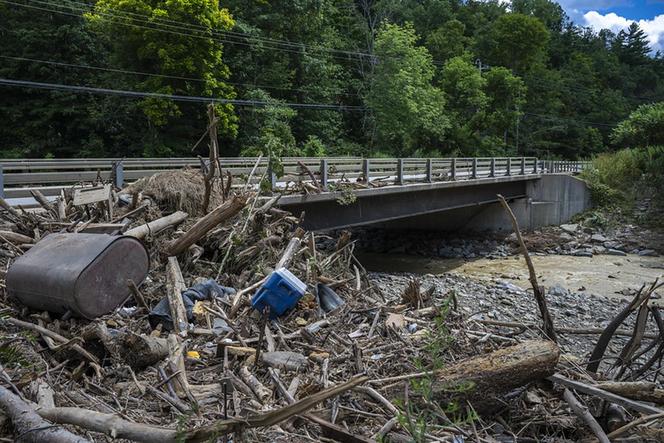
[0,172,663,442]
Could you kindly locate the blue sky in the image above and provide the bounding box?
[557,1,664,51]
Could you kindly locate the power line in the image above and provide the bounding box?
[8,0,373,65]
[523,112,618,128]
[5,0,445,67]
[48,0,370,59]
[0,78,367,111]
[0,54,361,98]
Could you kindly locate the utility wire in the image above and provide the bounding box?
[46,0,372,59]
[0,78,367,111]
[0,55,361,98]
[6,0,445,66]
[8,0,377,65]
[3,2,635,126]
[523,112,618,128]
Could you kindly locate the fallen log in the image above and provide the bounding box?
[0,385,89,443]
[166,256,188,335]
[549,374,664,415]
[597,381,664,404]
[166,194,247,255]
[385,340,560,414]
[37,375,368,443]
[0,230,34,244]
[124,211,188,239]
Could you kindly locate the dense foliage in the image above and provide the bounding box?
[583,104,664,208]
[1,0,663,159]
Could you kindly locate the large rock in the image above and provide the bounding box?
[548,284,568,297]
[560,224,579,234]
[591,233,608,243]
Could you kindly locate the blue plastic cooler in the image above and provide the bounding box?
[251,268,307,318]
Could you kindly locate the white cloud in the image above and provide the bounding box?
[584,11,664,52]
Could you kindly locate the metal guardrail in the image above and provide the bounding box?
[0,156,591,201]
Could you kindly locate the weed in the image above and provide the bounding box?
[395,291,478,441]
[330,182,358,206]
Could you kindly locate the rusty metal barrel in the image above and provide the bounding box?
[6,233,149,319]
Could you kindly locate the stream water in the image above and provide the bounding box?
[357,252,664,298]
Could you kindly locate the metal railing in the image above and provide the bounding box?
[0,156,591,201]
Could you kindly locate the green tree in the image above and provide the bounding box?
[0,2,142,158]
[87,0,238,154]
[611,102,664,148]
[439,56,486,154]
[425,20,472,63]
[614,23,651,65]
[511,0,566,32]
[365,23,448,155]
[483,67,527,147]
[487,13,549,73]
[239,89,298,158]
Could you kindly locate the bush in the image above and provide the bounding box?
[582,146,664,207]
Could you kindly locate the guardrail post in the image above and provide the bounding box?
[533,158,538,174]
[396,158,404,185]
[319,159,328,191]
[362,158,370,184]
[267,157,277,192]
[0,165,4,199]
[506,158,512,176]
[451,158,456,180]
[112,160,124,188]
[489,158,496,177]
[520,157,525,175]
[471,158,477,179]
[426,158,433,183]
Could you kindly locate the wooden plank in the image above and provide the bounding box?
[73,184,111,206]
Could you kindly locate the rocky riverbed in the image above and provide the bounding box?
[366,271,655,362]
[351,211,664,364]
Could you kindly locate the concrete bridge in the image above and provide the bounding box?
[0,156,591,232]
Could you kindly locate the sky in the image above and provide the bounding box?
[557,0,664,52]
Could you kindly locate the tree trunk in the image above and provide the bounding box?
[165,195,247,255]
[124,211,188,239]
[0,385,89,443]
[388,340,560,415]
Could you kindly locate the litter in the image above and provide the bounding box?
[251,267,307,318]
[6,233,149,319]
[149,279,235,330]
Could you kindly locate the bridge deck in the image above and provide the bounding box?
[0,157,590,208]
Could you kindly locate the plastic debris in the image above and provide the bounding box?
[316,283,345,313]
[251,268,306,318]
[149,279,236,330]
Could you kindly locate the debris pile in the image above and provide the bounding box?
[0,170,663,442]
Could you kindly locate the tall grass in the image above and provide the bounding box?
[582,146,664,207]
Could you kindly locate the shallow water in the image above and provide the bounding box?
[357,252,664,298]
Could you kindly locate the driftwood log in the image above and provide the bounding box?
[165,256,188,335]
[166,194,247,255]
[124,211,188,239]
[0,230,34,244]
[0,385,89,443]
[35,375,368,443]
[497,194,557,342]
[386,340,560,414]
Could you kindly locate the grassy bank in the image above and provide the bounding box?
[580,146,664,228]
